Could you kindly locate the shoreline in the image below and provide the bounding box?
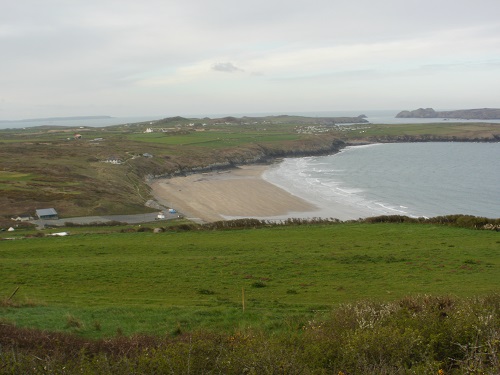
[149,163,376,223]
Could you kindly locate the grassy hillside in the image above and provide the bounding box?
[1,221,499,373]
[1,222,498,338]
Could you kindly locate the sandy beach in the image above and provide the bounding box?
[150,164,382,223]
[150,165,320,222]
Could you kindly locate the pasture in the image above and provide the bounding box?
[1,222,498,339]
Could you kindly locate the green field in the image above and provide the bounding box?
[127,131,301,148]
[1,222,498,339]
[357,122,500,139]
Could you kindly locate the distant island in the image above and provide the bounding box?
[396,108,500,120]
[0,116,113,123]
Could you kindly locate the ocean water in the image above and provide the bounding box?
[0,116,161,129]
[263,142,500,219]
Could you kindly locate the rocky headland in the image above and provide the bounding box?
[396,108,500,119]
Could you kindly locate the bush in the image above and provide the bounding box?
[1,295,499,374]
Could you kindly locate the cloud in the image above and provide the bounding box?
[212,62,244,73]
[1,0,500,118]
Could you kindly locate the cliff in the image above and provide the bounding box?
[396,108,500,120]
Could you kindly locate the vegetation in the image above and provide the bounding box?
[0,220,499,373]
[1,294,499,374]
[1,221,499,334]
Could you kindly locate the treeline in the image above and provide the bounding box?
[1,295,498,374]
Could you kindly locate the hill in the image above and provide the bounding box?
[1,220,499,373]
[396,107,500,119]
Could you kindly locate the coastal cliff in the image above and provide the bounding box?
[396,108,500,119]
[143,132,499,181]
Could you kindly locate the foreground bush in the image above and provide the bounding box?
[1,295,499,374]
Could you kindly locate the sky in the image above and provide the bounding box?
[1,0,500,120]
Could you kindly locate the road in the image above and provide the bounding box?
[31,210,181,228]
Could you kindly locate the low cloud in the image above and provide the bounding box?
[212,62,243,73]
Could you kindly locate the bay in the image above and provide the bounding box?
[263,142,500,219]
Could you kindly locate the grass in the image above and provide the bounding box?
[127,131,300,147]
[1,222,498,338]
[0,171,34,180]
[348,122,500,140]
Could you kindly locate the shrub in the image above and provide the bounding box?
[1,295,499,374]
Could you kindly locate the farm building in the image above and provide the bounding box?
[36,208,59,220]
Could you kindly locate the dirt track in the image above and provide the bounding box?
[31,210,180,228]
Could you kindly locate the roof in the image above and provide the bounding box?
[36,208,58,216]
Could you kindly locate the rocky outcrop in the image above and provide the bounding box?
[396,108,500,119]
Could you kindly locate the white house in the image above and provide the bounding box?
[11,215,33,222]
[106,157,123,164]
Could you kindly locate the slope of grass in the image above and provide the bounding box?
[1,223,498,338]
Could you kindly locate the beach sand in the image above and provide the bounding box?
[150,165,319,222]
[150,164,378,223]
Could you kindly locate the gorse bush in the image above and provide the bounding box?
[301,295,500,373]
[1,294,499,374]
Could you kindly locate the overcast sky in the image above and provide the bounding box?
[1,0,499,119]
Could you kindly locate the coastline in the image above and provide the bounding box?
[149,141,500,223]
[149,163,377,223]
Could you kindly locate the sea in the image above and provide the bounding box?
[263,142,500,220]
